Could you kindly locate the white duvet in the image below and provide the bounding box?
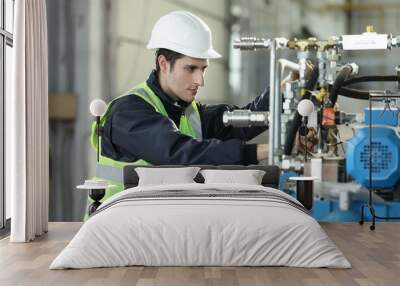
[50,183,351,269]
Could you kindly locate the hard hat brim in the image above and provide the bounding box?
[147,42,222,59]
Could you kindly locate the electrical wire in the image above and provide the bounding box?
[343,75,398,86]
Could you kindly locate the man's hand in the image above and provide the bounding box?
[256,127,317,160]
[296,127,318,154]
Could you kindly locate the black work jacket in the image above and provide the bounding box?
[101,70,269,165]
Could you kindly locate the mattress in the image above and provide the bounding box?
[50,183,351,269]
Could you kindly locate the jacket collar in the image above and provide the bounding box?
[146,70,190,109]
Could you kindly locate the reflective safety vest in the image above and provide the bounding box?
[89,82,203,203]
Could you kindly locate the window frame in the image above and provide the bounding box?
[0,0,13,233]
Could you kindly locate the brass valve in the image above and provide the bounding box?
[287,38,319,51]
[316,87,327,102]
[366,25,374,33]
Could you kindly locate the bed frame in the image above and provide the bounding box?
[123,165,281,189]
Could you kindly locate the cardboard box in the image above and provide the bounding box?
[49,93,76,120]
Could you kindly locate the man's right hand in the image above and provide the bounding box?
[296,127,318,154]
[256,127,317,162]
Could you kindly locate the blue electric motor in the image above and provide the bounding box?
[346,126,400,189]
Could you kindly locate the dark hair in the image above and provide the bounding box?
[155,48,185,73]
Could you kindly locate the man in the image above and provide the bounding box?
[93,11,317,175]
[96,11,273,169]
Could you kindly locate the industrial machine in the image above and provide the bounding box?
[223,26,400,228]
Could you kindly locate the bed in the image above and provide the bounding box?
[50,165,350,269]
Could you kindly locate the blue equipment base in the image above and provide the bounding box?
[311,199,400,222]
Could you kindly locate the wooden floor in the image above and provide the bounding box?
[0,222,399,286]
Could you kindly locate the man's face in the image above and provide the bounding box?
[160,56,209,103]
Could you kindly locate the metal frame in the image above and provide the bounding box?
[0,0,5,230]
[268,39,276,165]
[0,0,13,231]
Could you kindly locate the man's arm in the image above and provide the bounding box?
[101,96,259,165]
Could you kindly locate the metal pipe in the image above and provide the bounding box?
[326,49,339,84]
[393,35,400,48]
[279,59,299,147]
[275,59,299,162]
[278,59,299,74]
[274,51,281,165]
[317,51,327,88]
[222,110,268,127]
[297,51,309,88]
[268,39,276,165]
[233,37,271,50]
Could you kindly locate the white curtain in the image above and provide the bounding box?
[7,0,49,242]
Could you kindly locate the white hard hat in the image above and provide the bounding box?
[147,11,222,59]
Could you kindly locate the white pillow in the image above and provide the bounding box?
[200,169,266,185]
[135,167,200,186]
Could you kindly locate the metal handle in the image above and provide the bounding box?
[223,110,268,127]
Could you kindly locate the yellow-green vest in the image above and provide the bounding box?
[90,82,202,203]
